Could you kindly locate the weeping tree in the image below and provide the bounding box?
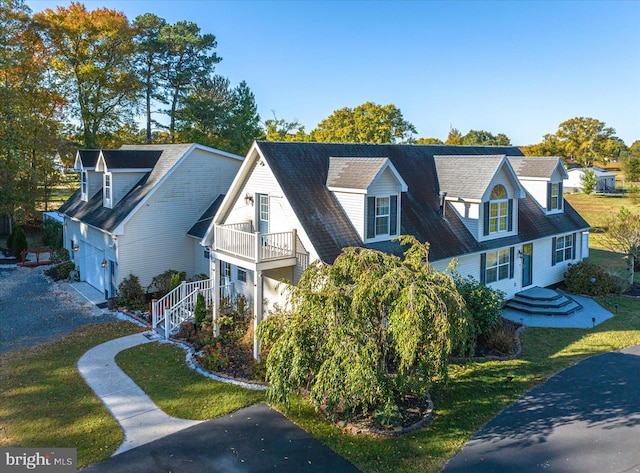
[258,236,470,418]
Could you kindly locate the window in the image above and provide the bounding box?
[221,261,231,283]
[375,197,390,235]
[204,248,210,259]
[237,268,247,283]
[367,195,398,239]
[488,185,508,234]
[485,249,511,283]
[547,182,563,211]
[554,234,574,264]
[81,171,88,200]
[104,173,112,207]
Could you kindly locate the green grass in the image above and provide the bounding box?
[0,322,141,468]
[115,297,640,473]
[115,342,264,419]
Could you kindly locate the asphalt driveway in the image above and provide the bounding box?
[442,344,640,473]
[0,266,114,353]
[82,403,361,473]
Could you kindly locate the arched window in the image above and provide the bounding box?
[489,185,508,233]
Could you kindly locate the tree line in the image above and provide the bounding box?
[1,0,638,227]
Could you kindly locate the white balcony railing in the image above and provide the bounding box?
[214,224,296,263]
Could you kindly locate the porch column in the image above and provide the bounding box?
[253,269,263,361]
[213,257,221,337]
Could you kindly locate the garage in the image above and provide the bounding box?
[80,241,105,294]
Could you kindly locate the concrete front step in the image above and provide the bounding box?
[505,287,583,316]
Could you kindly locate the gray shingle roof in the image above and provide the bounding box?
[100,149,162,170]
[507,156,562,178]
[188,194,225,238]
[434,155,506,200]
[254,141,589,264]
[77,150,100,169]
[326,157,389,190]
[59,144,195,234]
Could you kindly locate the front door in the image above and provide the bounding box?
[522,243,533,287]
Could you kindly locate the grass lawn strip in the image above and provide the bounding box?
[0,321,141,468]
[117,296,640,473]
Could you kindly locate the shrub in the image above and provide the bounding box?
[117,274,146,310]
[41,219,63,249]
[51,247,70,264]
[455,275,505,340]
[147,269,186,298]
[169,273,182,292]
[199,342,229,371]
[10,226,27,258]
[607,271,630,295]
[194,293,206,329]
[564,262,612,296]
[481,319,516,356]
[45,261,76,281]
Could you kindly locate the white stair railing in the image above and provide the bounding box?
[152,279,214,337]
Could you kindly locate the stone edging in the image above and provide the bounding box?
[450,325,526,363]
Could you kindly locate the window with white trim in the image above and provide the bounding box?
[237,268,247,283]
[204,248,210,259]
[485,248,511,283]
[550,183,560,209]
[555,234,573,263]
[103,172,112,207]
[489,185,508,233]
[366,195,398,239]
[81,171,88,200]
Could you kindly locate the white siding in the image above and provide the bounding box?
[223,158,316,267]
[116,149,241,289]
[86,171,102,200]
[192,240,210,277]
[333,192,365,240]
[112,172,146,207]
[519,179,548,209]
[369,168,402,194]
[449,202,480,239]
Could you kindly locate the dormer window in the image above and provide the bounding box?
[104,172,112,208]
[81,171,88,201]
[367,195,398,239]
[547,182,563,211]
[489,185,508,233]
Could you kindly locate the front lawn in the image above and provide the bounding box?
[0,322,141,468]
[117,297,640,473]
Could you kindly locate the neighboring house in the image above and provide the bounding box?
[58,144,243,299]
[200,142,590,358]
[564,167,616,193]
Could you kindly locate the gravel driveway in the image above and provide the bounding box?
[0,266,115,353]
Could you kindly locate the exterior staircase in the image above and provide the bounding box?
[505,287,582,316]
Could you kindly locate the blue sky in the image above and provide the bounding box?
[26,0,640,146]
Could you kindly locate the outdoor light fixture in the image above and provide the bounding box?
[244,193,254,206]
[518,249,524,258]
[73,245,79,252]
[101,259,107,268]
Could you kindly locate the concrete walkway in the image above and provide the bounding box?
[77,332,202,455]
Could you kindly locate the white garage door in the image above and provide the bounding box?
[80,242,105,293]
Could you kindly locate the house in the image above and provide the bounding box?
[58,144,243,299]
[564,167,616,193]
[199,142,590,358]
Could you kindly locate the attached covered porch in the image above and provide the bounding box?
[211,223,299,359]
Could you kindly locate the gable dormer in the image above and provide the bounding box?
[327,157,407,243]
[95,150,161,209]
[74,150,101,202]
[434,155,526,241]
[507,156,567,214]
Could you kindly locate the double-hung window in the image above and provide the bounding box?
[547,182,563,211]
[367,195,398,239]
[104,173,112,208]
[81,171,88,200]
[554,234,574,264]
[488,185,508,234]
[486,249,511,283]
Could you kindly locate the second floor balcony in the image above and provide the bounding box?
[213,222,297,268]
